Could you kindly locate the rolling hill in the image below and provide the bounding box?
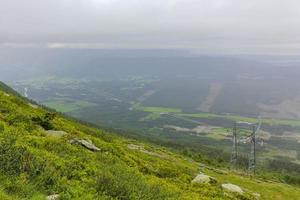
[0,81,299,200]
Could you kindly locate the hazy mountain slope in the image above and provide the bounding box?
[0,81,299,200]
[4,49,300,119]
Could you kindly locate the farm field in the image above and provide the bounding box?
[43,97,97,112]
[134,103,300,128]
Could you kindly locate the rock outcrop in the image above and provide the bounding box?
[69,138,100,151]
[221,183,243,194]
[191,173,217,184]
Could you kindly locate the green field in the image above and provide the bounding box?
[133,103,300,128]
[133,103,182,113]
[139,113,162,121]
[43,97,97,113]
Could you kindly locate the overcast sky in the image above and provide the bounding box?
[0,0,300,54]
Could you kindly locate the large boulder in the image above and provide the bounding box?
[191,173,217,184]
[69,138,100,152]
[221,183,243,194]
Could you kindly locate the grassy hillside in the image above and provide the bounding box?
[0,82,299,200]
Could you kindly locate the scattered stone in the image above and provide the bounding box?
[202,165,228,175]
[253,192,261,199]
[127,144,141,150]
[211,168,228,175]
[46,130,67,137]
[191,173,217,184]
[127,144,169,159]
[221,183,243,194]
[69,138,100,151]
[46,194,59,200]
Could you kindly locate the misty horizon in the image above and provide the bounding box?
[1,0,300,54]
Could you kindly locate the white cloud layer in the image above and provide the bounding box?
[0,0,300,54]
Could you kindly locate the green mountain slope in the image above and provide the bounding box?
[0,82,299,200]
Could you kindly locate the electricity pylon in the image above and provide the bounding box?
[248,117,261,174]
[248,125,256,174]
[230,117,261,174]
[230,122,238,166]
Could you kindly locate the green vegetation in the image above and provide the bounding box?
[179,113,300,127]
[15,76,82,90]
[133,103,300,128]
[43,97,97,113]
[1,82,300,199]
[133,103,182,113]
[139,113,161,121]
[204,168,300,200]
[206,127,228,140]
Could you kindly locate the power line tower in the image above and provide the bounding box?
[230,122,238,166]
[248,117,261,174]
[230,118,261,174]
[248,125,256,174]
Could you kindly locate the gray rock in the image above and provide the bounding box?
[221,183,243,194]
[69,138,100,151]
[46,194,59,200]
[191,173,217,184]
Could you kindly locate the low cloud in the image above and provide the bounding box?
[1,0,300,54]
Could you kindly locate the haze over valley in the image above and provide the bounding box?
[1,0,300,199]
[1,48,300,172]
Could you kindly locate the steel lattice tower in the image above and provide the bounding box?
[230,122,238,166]
[230,118,260,174]
[248,124,258,174]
